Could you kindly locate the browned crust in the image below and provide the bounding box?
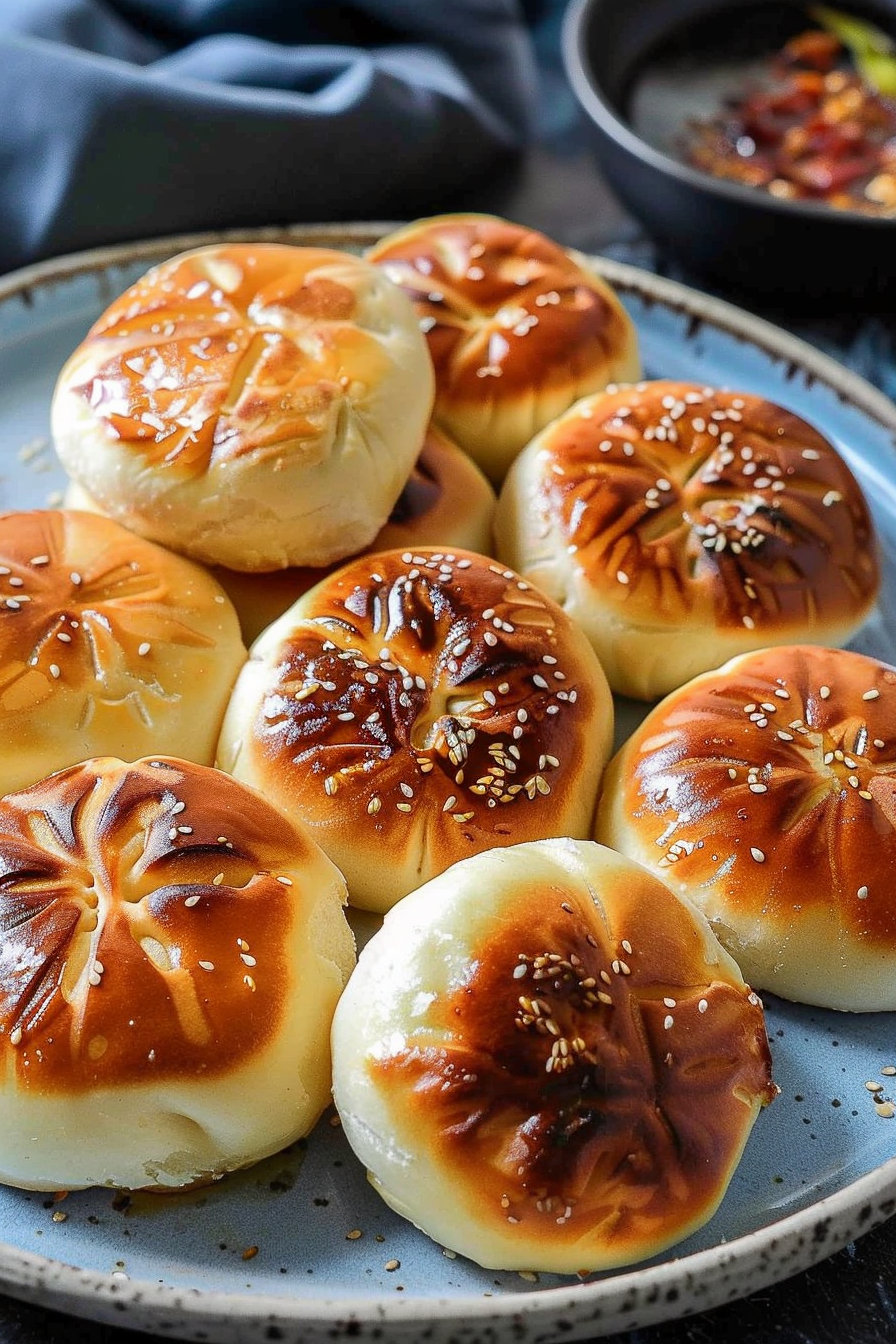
[0,757,316,1093]
[0,509,234,712]
[599,644,896,943]
[531,381,879,631]
[371,865,774,1258]
[244,548,609,855]
[368,216,633,408]
[63,245,389,477]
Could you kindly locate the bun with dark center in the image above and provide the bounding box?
[0,510,246,795]
[217,548,613,913]
[367,214,640,484]
[596,644,896,1011]
[0,755,354,1191]
[494,380,880,699]
[332,838,776,1273]
[64,424,496,646]
[51,243,434,571]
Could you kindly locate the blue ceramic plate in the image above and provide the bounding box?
[1,225,896,1344]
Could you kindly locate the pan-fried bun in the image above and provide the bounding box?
[218,549,613,913]
[596,644,896,1011]
[0,756,354,1192]
[368,214,640,483]
[0,510,245,794]
[332,838,775,1273]
[51,243,434,571]
[495,381,880,698]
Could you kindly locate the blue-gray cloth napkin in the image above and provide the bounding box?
[0,0,537,273]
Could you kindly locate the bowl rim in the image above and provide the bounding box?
[561,0,896,228]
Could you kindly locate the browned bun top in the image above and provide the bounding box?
[332,839,775,1269]
[64,244,392,477]
[596,644,896,1009]
[370,215,628,398]
[374,861,774,1253]
[220,549,613,910]
[0,509,245,792]
[367,215,639,480]
[0,757,318,1094]
[529,380,879,633]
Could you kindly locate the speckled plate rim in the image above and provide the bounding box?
[1,223,896,1344]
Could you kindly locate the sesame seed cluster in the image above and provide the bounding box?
[219,546,613,913]
[596,644,896,1012]
[334,839,775,1272]
[495,379,880,698]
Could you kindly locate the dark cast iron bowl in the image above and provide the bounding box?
[562,0,896,309]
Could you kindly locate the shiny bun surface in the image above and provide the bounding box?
[0,510,245,794]
[218,548,613,912]
[368,215,640,482]
[52,243,434,570]
[0,756,353,1190]
[596,644,896,1010]
[495,381,880,698]
[332,839,775,1273]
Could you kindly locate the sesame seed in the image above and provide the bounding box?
[858,886,869,899]
[276,875,292,886]
[663,1015,674,1030]
[866,1081,884,1092]
[698,999,708,1014]
[616,570,629,585]
[198,961,215,971]
[212,873,224,886]
[49,664,60,679]
[750,847,766,863]
[9,1027,22,1045]
[864,689,880,701]
[484,631,498,647]
[185,894,201,907]
[337,711,355,721]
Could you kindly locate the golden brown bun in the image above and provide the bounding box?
[51,244,434,571]
[367,215,640,484]
[0,510,246,794]
[596,644,896,1011]
[494,381,880,699]
[218,548,614,912]
[332,839,776,1273]
[0,756,354,1191]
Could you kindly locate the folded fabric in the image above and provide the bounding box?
[0,0,537,273]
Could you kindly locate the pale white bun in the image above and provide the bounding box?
[0,756,354,1191]
[51,243,434,571]
[596,644,896,1011]
[332,838,776,1273]
[368,214,640,484]
[494,381,880,699]
[65,424,495,645]
[218,548,613,913]
[0,510,246,795]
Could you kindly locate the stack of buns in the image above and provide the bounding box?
[0,213,884,1269]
